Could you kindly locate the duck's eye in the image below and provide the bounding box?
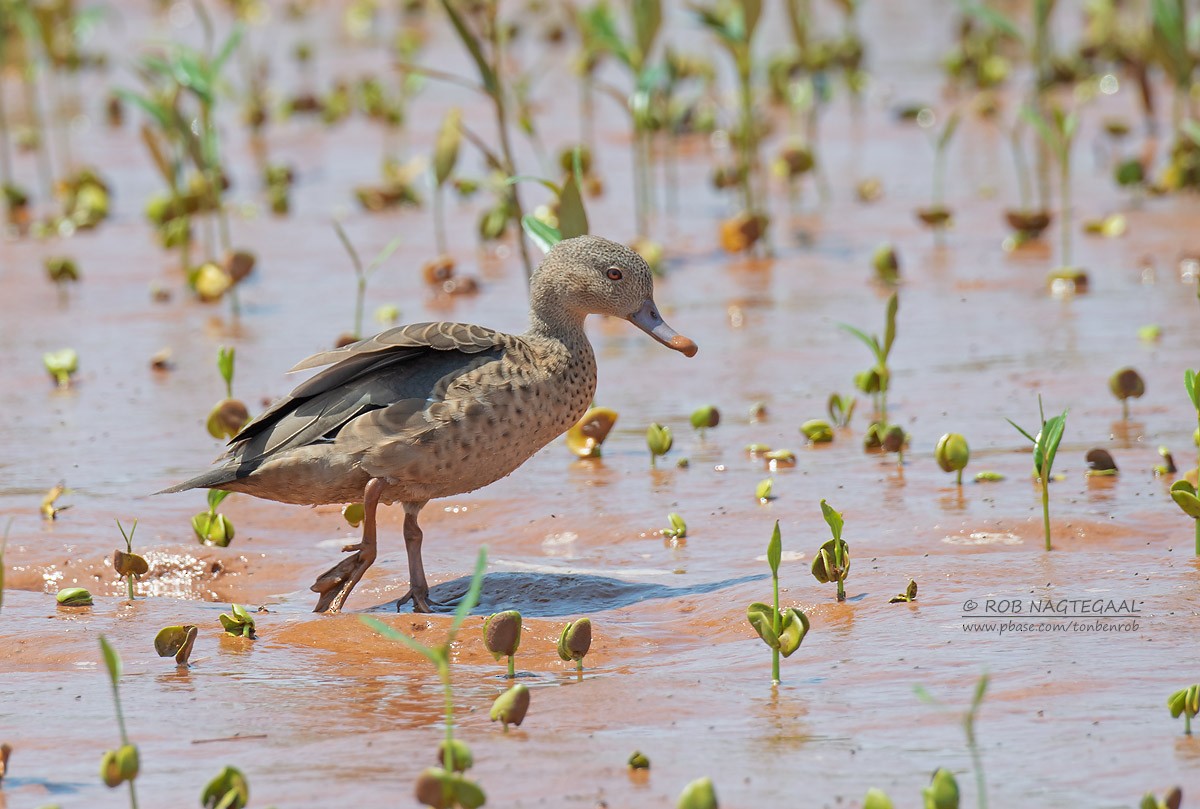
[606,267,624,281]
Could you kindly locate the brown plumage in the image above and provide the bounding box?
[160,235,697,612]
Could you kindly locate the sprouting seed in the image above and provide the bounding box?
[690,405,720,435]
[677,776,719,809]
[219,604,256,639]
[661,512,687,539]
[57,587,93,607]
[557,617,592,673]
[482,610,522,678]
[628,751,650,770]
[889,580,918,604]
[201,766,249,809]
[935,433,970,485]
[43,348,78,388]
[154,625,198,667]
[647,423,673,467]
[811,500,850,602]
[755,478,774,503]
[800,419,833,444]
[490,683,530,731]
[1108,367,1145,420]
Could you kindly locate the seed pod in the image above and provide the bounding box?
[437,739,474,773]
[646,423,673,463]
[206,398,250,440]
[154,625,198,666]
[881,425,907,453]
[193,512,235,547]
[935,434,970,476]
[871,243,900,284]
[690,405,720,431]
[922,768,960,809]
[889,579,919,603]
[100,749,123,788]
[677,776,719,809]
[1170,481,1200,518]
[219,604,256,638]
[557,617,592,666]
[628,751,650,770]
[566,407,618,458]
[800,419,834,443]
[1109,367,1145,411]
[811,539,850,585]
[113,550,149,578]
[490,683,530,730]
[56,587,93,607]
[1085,449,1118,476]
[201,765,249,809]
[116,745,139,782]
[482,610,522,659]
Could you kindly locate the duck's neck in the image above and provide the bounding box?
[527,299,589,348]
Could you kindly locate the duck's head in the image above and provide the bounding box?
[531,235,698,357]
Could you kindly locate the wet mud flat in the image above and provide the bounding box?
[3,0,1200,807]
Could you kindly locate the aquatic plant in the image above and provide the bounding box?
[827,393,856,428]
[1173,369,1200,555]
[565,406,618,458]
[916,674,989,809]
[661,512,687,539]
[923,768,960,809]
[557,618,592,673]
[333,221,403,342]
[219,604,256,639]
[646,423,673,467]
[206,347,249,441]
[56,587,92,606]
[43,347,78,388]
[490,683,530,731]
[1167,684,1198,735]
[482,610,522,679]
[935,433,970,485]
[154,625,198,667]
[811,500,850,602]
[1109,367,1145,420]
[746,520,810,684]
[889,579,918,604]
[201,766,249,809]
[840,292,897,426]
[1141,787,1183,809]
[363,548,487,803]
[690,405,720,436]
[916,110,961,238]
[97,637,140,809]
[515,160,591,254]
[1023,103,1079,273]
[677,776,718,809]
[193,489,235,548]
[1007,396,1067,551]
[113,519,147,602]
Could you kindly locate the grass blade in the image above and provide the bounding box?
[450,546,489,634]
[360,616,441,665]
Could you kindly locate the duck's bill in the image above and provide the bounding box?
[628,300,698,357]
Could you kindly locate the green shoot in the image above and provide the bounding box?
[746,520,810,684]
[812,500,850,601]
[98,636,140,809]
[1167,684,1199,735]
[363,547,488,800]
[557,618,592,674]
[915,673,989,809]
[193,489,234,547]
[333,221,403,341]
[839,293,898,425]
[113,519,147,602]
[646,423,673,467]
[482,610,522,679]
[1007,396,1067,551]
[936,434,971,485]
[201,766,249,809]
[1022,103,1079,268]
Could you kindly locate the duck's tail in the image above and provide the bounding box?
[155,465,241,495]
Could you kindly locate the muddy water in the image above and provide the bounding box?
[3,1,1200,807]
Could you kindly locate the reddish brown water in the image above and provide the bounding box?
[3,2,1200,808]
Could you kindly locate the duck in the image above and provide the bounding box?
[160,235,698,613]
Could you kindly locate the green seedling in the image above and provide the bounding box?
[1168,684,1199,735]
[1109,367,1145,420]
[677,777,718,809]
[864,789,894,809]
[661,512,687,539]
[193,489,235,547]
[755,478,774,503]
[515,149,591,254]
[647,423,673,467]
[915,109,961,239]
[628,751,650,770]
[811,500,850,602]
[154,625,198,667]
[219,604,256,639]
[1085,449,1118,477]
[41,482,69,521]
[483,610,522,678]
[113,519,148,601]
[827,393,856,428]
[557,617,592,673]
[201,766,249,809]
[693,0,765,232]
[438,739,474,773]
[765,450,796,470]
[56,587,93,607]
[206,347,249,440]
[98,637,140,808]
[1023,103,1080,273]
[490,683,530,731]
[916,673,988,809]
[45,257,80,302]
[1155,446,1178,476]
[1007,396,1068,551]
[333,222,403,342]
[566,406,619,458]
[747,521,811,684]
[936,433,970,485]
[889,579,918,604]
[872,243,900,284]
[690,405,720,436]
[1151,0,1194,131]
[43,348,78,388]
[0,518,10,614]
[975,471,1005,482]
[432,108,462,256]
[1180,369,1200,554]
[800,419,833,444]
[840,293,898,425]
[923,768,960,809]
[363,548,488,802]
[1140,787,1183,809]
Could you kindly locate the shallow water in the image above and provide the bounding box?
[2,1,1200,807]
